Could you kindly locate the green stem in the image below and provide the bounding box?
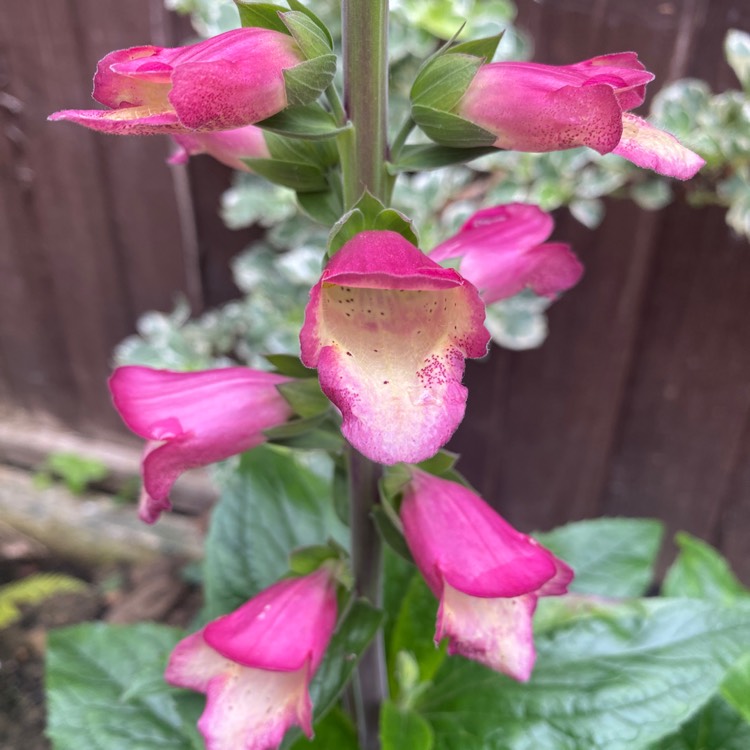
[340,2,391,748]
[341,0,389,208]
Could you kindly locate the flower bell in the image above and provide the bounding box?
[109,366,293,523]
[168,124,270,172]
[429,203,583,304]
[400,468,573,680]
[300,231,489,465]
[166,568,338,750]
[49,28,304,135]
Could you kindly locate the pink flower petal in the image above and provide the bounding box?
[300,231,489,465]
[169,125,270,171]
[109,366,292,523]
[47,108,182,136]
[438,584,538,681]
[613,113,706,179]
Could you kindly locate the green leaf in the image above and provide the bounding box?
[418,598,750,750]
[650,697,750,750]
[285,0,334,49]
[280,10,332,59]
[389,574,445,690]
[381,700,434,750]
[257,104,350,140]
[328,208,366,254]
[449,33,504,61]
[235,1,289,33]
[662,532,748,603]
[46,622,202,750]
[389,143,496,172]
[264,353,317,378]
[722,651,750,724]
[411,54,483,111]
[372,505,414,564]
[277,378,330,417]
[288,707,359,750]
[535,517,664,597]
[725,29,750,91]
[297,188,345,226]
[416,450,460,477]
[412,105,497,148]
[203,445,348,618]
[284,54,337,107]
[243,157,328,192]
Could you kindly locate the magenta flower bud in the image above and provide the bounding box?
[429,203,583,304]
[458,52,705,179]
[49,28,303,136]
[400,469,573,681]
[168,124,270,172]
[166,568,338,750]
[300,231,489,465]
[109,366,293,523]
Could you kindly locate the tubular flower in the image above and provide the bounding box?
[109,366,293,524]
[166,568,338,750]
[48,28,302,135]
[400,468,573,681]
[429,203,583,304]
[168,124,270,172]
[300,231,489,465]
[458,52,705,179]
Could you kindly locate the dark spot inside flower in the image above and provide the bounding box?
[346,351,352,356]
[383,380,389,384]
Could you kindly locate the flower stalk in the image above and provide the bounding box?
[341,1,391,747]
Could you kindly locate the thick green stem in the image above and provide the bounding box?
[341,0,389,207]
[340,2,390,748]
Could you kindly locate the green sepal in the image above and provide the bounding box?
[327,193,419,255]
[284,54,337,107]
[285,0,334,48]
[417,449,460,477]
[288,543,344,576]
[280,10,332,58]
[298,188,344,225]
[379,464,411,506]
[411,53,484,111]
[235,1,288,33]
[257,104,351,140]
[243,157,328,192]
[450,32,504,61]
[412,104,496,147]
[277,378,330,418]
[265,423,344,453]
[264,353,317,378]
[373,505,414,564]
[332,460,350,527]
[263,413,328,441]
[388,143,496,172]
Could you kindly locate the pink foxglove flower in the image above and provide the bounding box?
[300,231,489,465]
[458,52,704,179]
[400,469,573,681]
[166,568,337,750]
[49,28,302,135]
[430,203,583,304]
[109,366,293,523]
[168,124,270,172]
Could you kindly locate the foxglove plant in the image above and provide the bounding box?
[46,2,719,750]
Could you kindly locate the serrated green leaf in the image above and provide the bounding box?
[46,622,202,750]
[235,1,289,33]
[284,55,337,107]
[381,700,434,750]
[412,105,497,148]
[281,10,332,58]
[418,599,750,750]
[389,143,496,172]
[203,445,348,618]
[243,157,328,192]
[257,104,349,140]
[650,696,750,750]
[662,532,749,603]
[411,54,483,111]
[534,517,664,597]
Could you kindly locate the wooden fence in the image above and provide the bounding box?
[1,0,749,578]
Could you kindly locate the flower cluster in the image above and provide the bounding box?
[51,21,703,750]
